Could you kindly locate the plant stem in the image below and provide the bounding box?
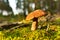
[31,18,38,31]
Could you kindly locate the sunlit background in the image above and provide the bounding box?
[0,0,59,16]
[0,0,36,15]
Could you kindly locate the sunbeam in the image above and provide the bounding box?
[8,0,18,15]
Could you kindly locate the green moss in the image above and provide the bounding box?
[0,25,59,40]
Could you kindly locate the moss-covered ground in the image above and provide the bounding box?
[0,14,60,40]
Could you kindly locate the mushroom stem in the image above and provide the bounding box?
[31,18,38,31]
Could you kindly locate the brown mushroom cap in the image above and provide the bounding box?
[26,9,46,20]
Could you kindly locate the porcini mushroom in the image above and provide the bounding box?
[26,9,46,31]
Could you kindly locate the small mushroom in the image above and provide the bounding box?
[26,9,46,31]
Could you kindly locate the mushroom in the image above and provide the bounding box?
[26,9,46,31]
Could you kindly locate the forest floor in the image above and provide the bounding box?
[0,14,60,40]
